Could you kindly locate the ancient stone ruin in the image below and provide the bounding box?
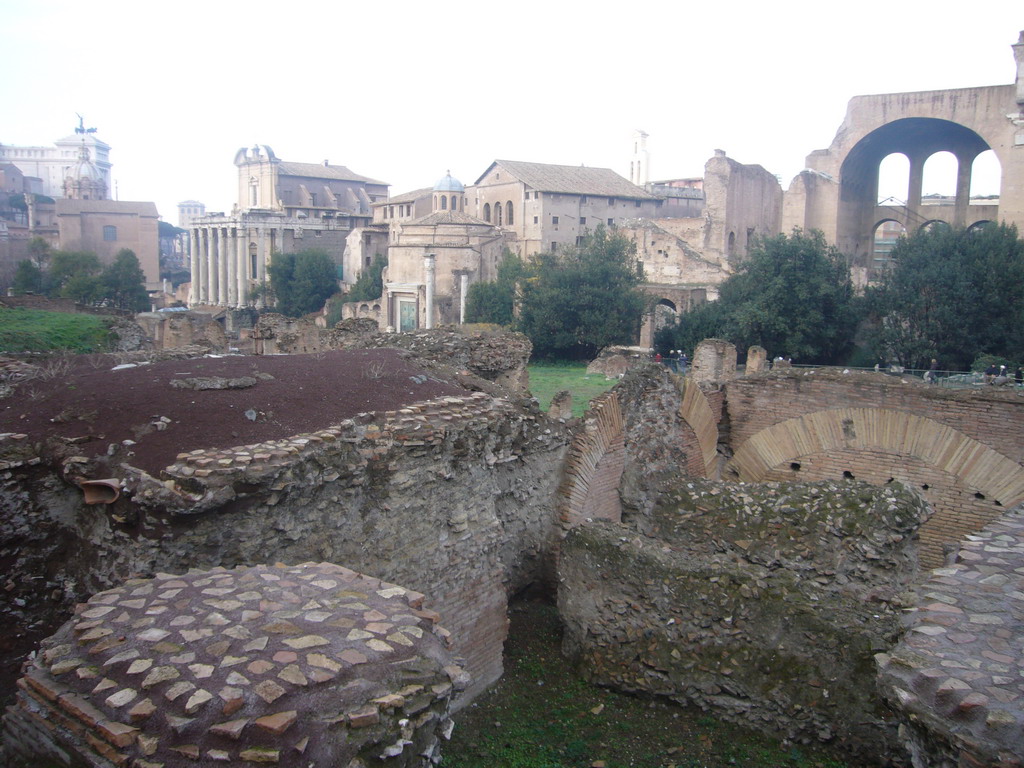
[2,332,1024,766]
[4,562,463,767]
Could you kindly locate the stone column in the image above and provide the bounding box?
[237,228,248,306]
[423,253,436,329]
[189,229,200,306]
[459,273,468,324]
[206,227,218,305]
[227,228,238,307]
[217,228,229,306]
[256,228,268,307]
[954,152,974,228]
[906,154,925,224]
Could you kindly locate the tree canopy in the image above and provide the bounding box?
[517,226,646,359]
[465,251,524,326]
[266,249,339,317]
[657,229,858,364]
[11,247,150,311]
[347,254,387,303]
[863,223,1024,370]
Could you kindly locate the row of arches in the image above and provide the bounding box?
[877,149,1001,205]
[482,201,514,226]
[872,218,994,263]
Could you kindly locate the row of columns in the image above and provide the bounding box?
[189,225,276,307]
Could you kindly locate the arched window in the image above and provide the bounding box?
[450,195,456,210]
[872,219,906,271]
[496,202,502,226]
[922,151,958,200]
[483,203,491,222]
[970,150,1000,198]
[726,231,735,257]
[441,196,447,210]
[506,201,513,225]
[877,153,910,205]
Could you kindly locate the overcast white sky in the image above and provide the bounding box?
[3,1,1021,221]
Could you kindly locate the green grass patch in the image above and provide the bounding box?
[527,362,617,418]
[0,307,114,353]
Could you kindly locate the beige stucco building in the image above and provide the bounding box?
[343,173,507,330]
[466,160,661,257]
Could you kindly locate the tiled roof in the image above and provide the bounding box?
[476,160,658,200]
[408,210,492,227]
[372,188,432,207]
[277,161,386,186]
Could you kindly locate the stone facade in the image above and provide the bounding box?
[188,146,387,309]
[558,479,929,765]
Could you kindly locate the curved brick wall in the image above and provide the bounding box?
[557,391,624,531]
[727,407,1024,568]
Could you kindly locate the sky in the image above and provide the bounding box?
[2,1,1021,222]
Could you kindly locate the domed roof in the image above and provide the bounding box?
[433,170,464,192]
[67,143,102,182]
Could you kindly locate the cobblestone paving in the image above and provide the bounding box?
[877,514,1024,765]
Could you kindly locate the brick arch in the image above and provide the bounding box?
[676,377,718,477]
[729,408,1024,505]
[728,408,1024,567]
[556,392,624,532]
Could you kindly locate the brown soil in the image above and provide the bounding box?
[0,350,466,475]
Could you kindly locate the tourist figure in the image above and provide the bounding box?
[1016,366,1023,387]
[654,352,662,365]
[679,352,688,375]
[924,358,938,385]
[984,363,999,384]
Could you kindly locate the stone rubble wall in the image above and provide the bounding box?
[253,316,532,395]
[877,512,1024,768]
[558,479,931,766]
[0,392,568,709]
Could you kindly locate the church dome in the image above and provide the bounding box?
[433,171,464,192]
[68,144,102,182]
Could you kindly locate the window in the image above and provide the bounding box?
[576,236,584,246]
[441,196,447,210]
[580,196,588,204]
[314,230,322,237]
[533,216,538,224]
[483,203,491,222]
[103,225,117,242]
[580,217,586,225]
[451,195,457,210]
[365,255,371,266]
[552,216,559,225]
[608,198,614,206]
[635,200,641,208]
[506,201,513,225]
[551,242,558,251]
[607,218,613,226]
[496,203,502,226]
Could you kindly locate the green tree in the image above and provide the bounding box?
[267,249,339,317]
[347,254,387,302]
[100,249,150,311]
[12,260,44,295]
[658,229,858,364]
[48,251,101,300]
[864,223,1024,370]
[518,226,645,359]
[465,251,525,326]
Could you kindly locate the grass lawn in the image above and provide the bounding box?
[527,362,618,418]
[446,598,854,768]
[0,307,113,353]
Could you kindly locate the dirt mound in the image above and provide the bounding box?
[1,350,465,475]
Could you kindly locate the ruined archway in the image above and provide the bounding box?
[837,118,994,273]
[727,407,1024,567]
